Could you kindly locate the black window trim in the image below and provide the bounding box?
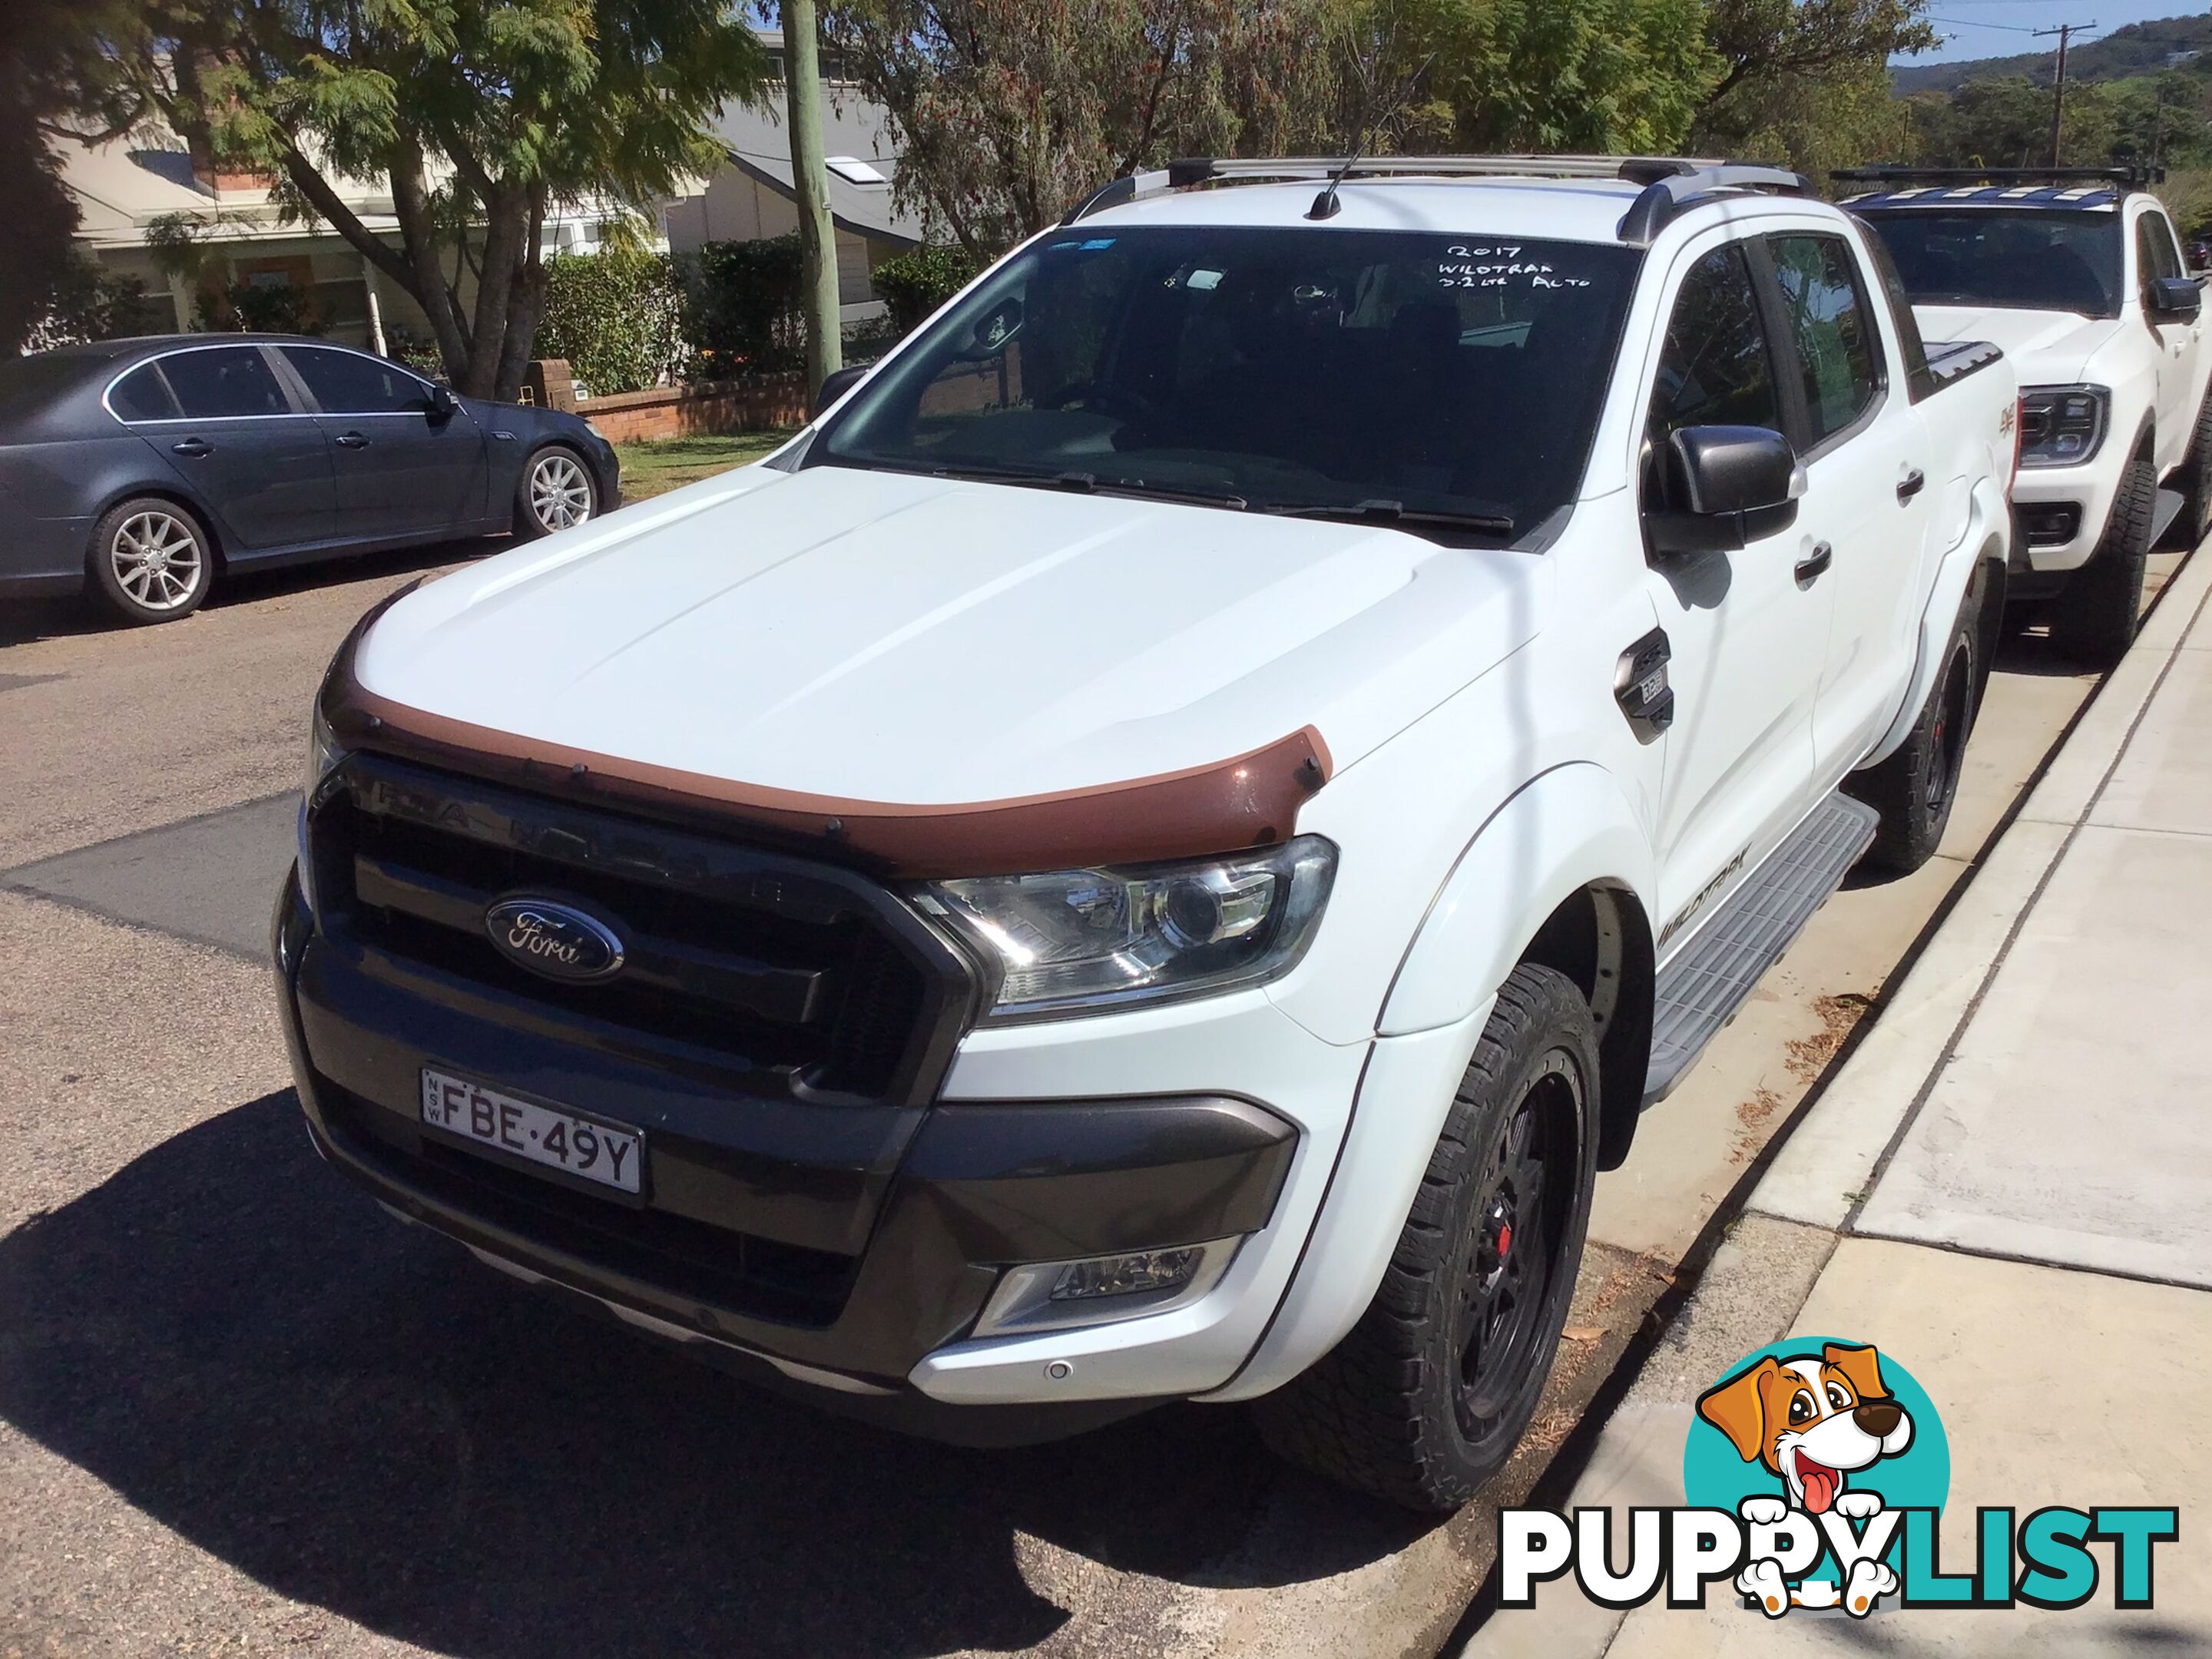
[101,342,311,426]
[276,342,442,417]
[1748,230,1889,466]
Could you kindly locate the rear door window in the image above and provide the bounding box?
[160,346,292,419]
[1766,235,1883,447]
[282,346,432,413]
[108,363,180,422]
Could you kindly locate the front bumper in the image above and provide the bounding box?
[2012,457,2121,574]
[273,865,1310,1439]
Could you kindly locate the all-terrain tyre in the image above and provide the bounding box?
[2167,383,2212,549]
[88,495,214,625]
[2051,444,2154,667]
[513,444,599,540]
[1253,964,1600,1512]
[1846,568,1984,876]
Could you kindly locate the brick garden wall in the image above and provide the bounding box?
[565,370,810,445]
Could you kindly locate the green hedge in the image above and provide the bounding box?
[680,233,805,378]
[535,250,685,396]
[870,245,980,334]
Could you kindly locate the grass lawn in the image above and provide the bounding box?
[614,430,800,501]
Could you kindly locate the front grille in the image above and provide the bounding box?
[310,753,962,1101]
[317,1076,856,1326]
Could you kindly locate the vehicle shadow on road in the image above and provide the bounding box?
[0,540,488,647]
[0,1090,1426,1657]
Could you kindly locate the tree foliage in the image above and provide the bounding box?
[826,0,1350,253]
[1909,70,2212,174]
[535,248,686,394]
[1366,0,1718,157]
[68,0,768,396]
[1692,0,1935,170]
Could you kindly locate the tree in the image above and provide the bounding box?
[1,0,145,352]
[1692,0,1936,164]
[783,0,843,392]
[79,1,767,396]
[827,0,1349,254]
[1367,0,1719,157]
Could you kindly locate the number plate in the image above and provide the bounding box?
[419,1068,644,1195]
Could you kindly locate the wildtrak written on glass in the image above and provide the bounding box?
[810,227,1641,541]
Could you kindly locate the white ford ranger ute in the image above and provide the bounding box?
[274,156,2018,1511]
[1844,165,2212,664]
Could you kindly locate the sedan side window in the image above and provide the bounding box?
[283,346,432,414]
[1648,244,1781,449]
[1767,235,1882,446]
[108,363,180,422]
[161,347,291,419]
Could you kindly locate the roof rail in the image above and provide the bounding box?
[1059,153,1812,244]
[1833,164,2164,190]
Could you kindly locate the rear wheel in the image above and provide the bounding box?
[2051,445,2154,667]
[2169,384,2212,548]
[514,445,598,539]
[1253,964,1599,1512]
[88,497,213,625]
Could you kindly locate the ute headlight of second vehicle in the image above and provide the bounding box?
[2016,384,2109,468]
[916,836,1337,1021]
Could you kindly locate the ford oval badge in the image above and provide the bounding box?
[485,897,626,982]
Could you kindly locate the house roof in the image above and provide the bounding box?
[708,94,925,247]
[55,124,403,252]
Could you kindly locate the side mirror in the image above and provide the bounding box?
[2150,275,2203,321]
[1647,425,1800,556]
[428,383,459,420]
[812,363,869,419]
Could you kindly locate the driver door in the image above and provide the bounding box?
[2136,208,2204,476]
[1639,240,1836,945]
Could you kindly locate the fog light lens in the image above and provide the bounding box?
[1051,1246,1203,1302]
[970,1236,1243,1338]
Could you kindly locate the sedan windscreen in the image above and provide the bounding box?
[816,226,1641,537]
[1856,210,2123,317]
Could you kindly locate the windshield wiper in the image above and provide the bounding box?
[1050,472,1250,511]
[1266,499,1515,535]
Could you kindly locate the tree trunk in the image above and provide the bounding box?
[784,0,844,393]
[386,150,475,378]
[460,183,530,398]
[494,187,550,401]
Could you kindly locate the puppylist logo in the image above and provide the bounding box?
[1499,1339,2177,1618]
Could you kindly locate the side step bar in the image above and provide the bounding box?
[1644,792,1879,1105]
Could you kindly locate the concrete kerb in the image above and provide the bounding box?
[1445,541,2207,1654]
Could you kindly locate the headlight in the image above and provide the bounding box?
[918,836,1336,1021]
[2018,385,2108,468]
[303,703,349,804]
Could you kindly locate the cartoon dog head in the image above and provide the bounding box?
[1696,1343,1913,1515]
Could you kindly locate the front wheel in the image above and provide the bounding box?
[88,497,214,625]
[1253,964,1600,1512]
[2050,445,2154,666]
[514,445,598,540]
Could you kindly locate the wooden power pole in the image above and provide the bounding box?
[2035,22,2096,167]
[783,0,843,394]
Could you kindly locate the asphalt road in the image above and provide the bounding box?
[0,538,2184,1657]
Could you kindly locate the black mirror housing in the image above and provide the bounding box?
[1647,424,1800,555]
[812,363,869,419]
[428,383,459,419]
[2151,275,2203,321]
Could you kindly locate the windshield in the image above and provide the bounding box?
[815,226,1641,538]
[1855,210,2122,318]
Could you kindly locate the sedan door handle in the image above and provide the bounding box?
[1795,541,1833,585]
[169,438,213,459]
[1896,467,1926,503]
[333,431,369,449]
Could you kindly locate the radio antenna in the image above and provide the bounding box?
[1308,51,1435,221]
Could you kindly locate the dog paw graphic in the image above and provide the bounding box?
[1844,1558,1899,1617]
[1834,1490,1886,1521]
[1739,1495,1789,1525]
[1737,1558,1790,1618]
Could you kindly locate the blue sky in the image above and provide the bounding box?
[1898,1,2205,65]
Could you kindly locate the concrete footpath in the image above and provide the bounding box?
[1468,545,2212,1657]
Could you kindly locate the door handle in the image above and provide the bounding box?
[333,431,369,449]
[170,438,213,459]
[1795,542,1833,585]
[1896,468,1926,503]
